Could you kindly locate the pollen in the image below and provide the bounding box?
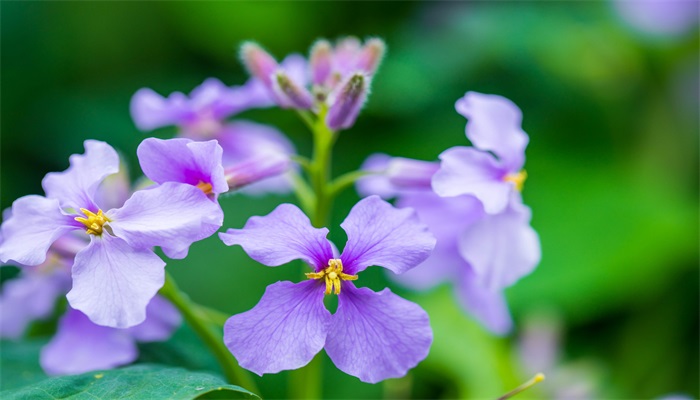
[306,258,358,295]
[196,181,213,195]
[75,208,110,236]
[503,170,527,192]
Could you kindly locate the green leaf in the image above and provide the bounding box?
[0,339,49,390]
[2,364,259,400]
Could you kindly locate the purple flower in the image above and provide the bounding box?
[219,196,435,383]
[433,92,529,214]
[612,0,699,38]
[356,92,541,334]
[241,37,385,130]
[0,140,221,328]
[41,296,181,376]
[130,80,296,194]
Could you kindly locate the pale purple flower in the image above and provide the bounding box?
[219,196,435,383]
[355,92,540,334]
[241,37,385,130]
[613,0,699,38]
[130,80,296,194]
[41,296,181,376]
[0,140,221,328]
[432,92,529,214]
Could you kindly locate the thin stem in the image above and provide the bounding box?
[289,170,316,216]
[328,169,371,199]
[159,272,259,394]
[497,373,545,400]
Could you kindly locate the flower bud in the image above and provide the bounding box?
[326,73,369,130]
[310,40,333,86]
[226,153,291,190]
[240,42,278,87]
[386,158,439,190]
[356,38,386,75]
[272,71,314,109]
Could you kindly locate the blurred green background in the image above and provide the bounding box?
[1,2,698,399]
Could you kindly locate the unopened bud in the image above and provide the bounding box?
[310,40,333,85]
[240,42,279,87]
[272,71,314,109]
[356,38,386,75]
[387,158,440,190]
[226,153,291,191]
[326,73,368,130]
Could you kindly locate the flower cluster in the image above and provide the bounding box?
[358,92,541,334]
[1,35,542,392]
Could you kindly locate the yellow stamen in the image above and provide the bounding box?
[504,170,527,192]
[196,181,213,195]
[305,258,358,295]
[497,373,545,400]
[74,208,110,236]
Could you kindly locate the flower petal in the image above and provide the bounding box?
[216,121,295,166]
[67,234,165,328]
[0,269,71,339]
[224,280,330,375]
[0,196,78,266]
[340,196,435,275]
[432,146,511,214]
[42,140,120,211]
[326,284,432,383]
[219,203,332,269]
[108,182,223,256]
[137,138,228,194]
[458,199,541,290]
[455,269,513,335]
[40,308,137,375]
[455,92,528,171]
[127,295,181,342]
[130,88,190,131]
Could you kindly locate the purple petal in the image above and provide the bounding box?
[108,182,223,257]
[93,166,131,211]
[0,196,78,266]
[42,140,120,211]
[219,203,332,269]
[326,73,369,130]
[280,53,310,88]
[455,269,513,335]
[356,153,397,199]
[240,42,279,88]
[455,92,528,171]
[225,152,290,191]
[326,284,432,383]
[340,196,436,275]
[128,295,181,342]
[432,146,512,214]
[216,121,295,166]
[40,308,137,375]
[67,234,165,328]
[310,40,333,85]
[137,138,228,195]
[458,199,540,290]
[355,38,386,75]
[224,280,330,375]
[0,269,71,339]
[130,88,190,131]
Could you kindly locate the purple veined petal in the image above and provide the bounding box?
[455,268,513,335]
[219,203,333,269]
[128,295,181,342]
[137,138,228,195]
[326,283,432,383]
[40,308,137,376]
[458,198,541,291]
[455,92,528,171]
[108,182,223,255]
[0,268,71,339]
[326,72,369,131]
[0,196,79,266]
[216,120,295,165]
[42,140,120,212]
[356,153,398,199]
[224,280,330,375]
[67,234,165,328]
[340,196,436,275]
[130,88,191,131]
[432,146,512,214]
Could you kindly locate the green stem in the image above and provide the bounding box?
[159,272,259,394]
[328,169,371,199]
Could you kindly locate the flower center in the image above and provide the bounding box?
[196,181,213,195]
[504,170,527,192]
[75,208,110,236]
[306,258,358,295]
